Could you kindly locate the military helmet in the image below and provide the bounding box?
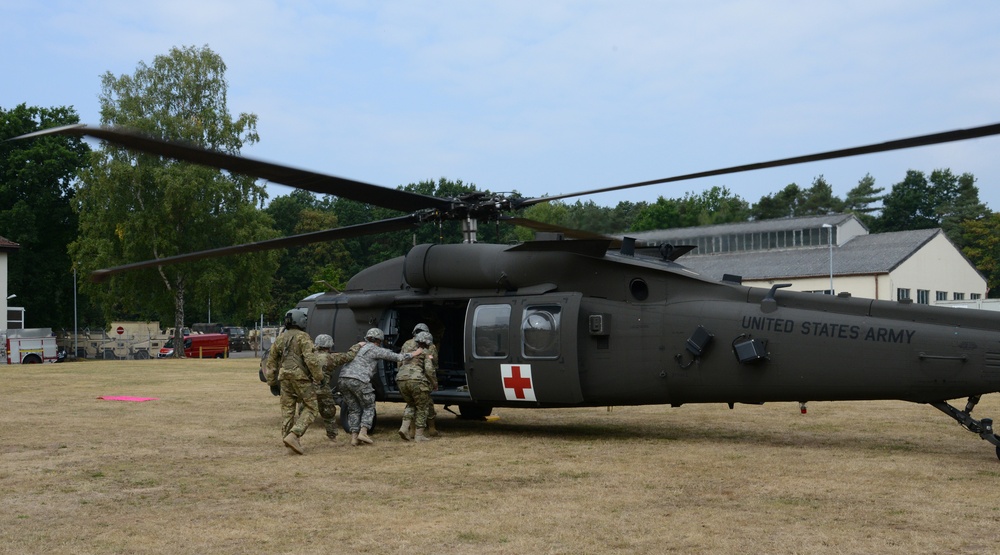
[314,334,333,350]
[415,331,433,346]
[413,323,430,335]
[365,328,384,342]
[284,308,308,329]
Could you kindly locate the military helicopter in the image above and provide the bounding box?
[17,122,1000,460]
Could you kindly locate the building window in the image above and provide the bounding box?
[971,293,982,300]
[917,290,930,304]
[954,293,965,301]
[936,291,948,302]
[897,288,911,301]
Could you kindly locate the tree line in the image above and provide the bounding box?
[2,45,998,335]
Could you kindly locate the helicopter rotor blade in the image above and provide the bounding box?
[89,214,421,283]
[514,122,1000,207]
[503,217,622,246]
[14,124,455,214]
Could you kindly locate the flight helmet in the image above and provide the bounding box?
[284,308,308,329]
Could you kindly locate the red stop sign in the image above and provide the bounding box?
[116,326,125,335]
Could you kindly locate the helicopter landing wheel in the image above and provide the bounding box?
[457,403,493,420]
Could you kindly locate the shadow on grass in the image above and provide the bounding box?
[369,409,957,458]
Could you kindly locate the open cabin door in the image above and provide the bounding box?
[464,292,582,405]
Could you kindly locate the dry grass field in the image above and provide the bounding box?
[2,357,1000,555]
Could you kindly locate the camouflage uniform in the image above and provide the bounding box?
[425,342,440,430]
[266,328,324,441]
[338,342,413,433]
[397,338,437,429]
[315,343,362,438]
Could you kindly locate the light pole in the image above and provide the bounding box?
[73,267,78,358]
[821,223,834,295]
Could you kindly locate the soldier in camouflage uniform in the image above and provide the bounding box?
[396,330,437,441]
[313,334,363,444]
[411,323,441,437]
[265,308,324,455]
[338,328,421,446]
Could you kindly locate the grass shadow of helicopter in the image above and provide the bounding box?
[375,407,953,458]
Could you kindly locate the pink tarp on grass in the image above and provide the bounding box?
[98,396,159,402]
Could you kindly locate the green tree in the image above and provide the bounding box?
[843,174,884,228]
[961,214,1000,297]
[265,190,350,316]
[69,45,278,351]
[751,183,804,220]
[799,175,844,216]
[632,186,749,231]
[874,169,984,234]
[933,170,988,249]
[873,170,936,232]
[1,104,93,329]
[676,186,751,226]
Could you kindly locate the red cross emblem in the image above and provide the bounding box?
[501,364,535,402]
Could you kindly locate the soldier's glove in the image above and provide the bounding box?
[269,384,281,396]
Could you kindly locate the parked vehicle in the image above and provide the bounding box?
[3,328,60,364]
[157,333,229,359]
[220,326,249,352]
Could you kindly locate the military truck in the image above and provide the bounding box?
[57,322,171,360]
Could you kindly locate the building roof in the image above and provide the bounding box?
[0,236,20,253]
[629,213,859,244]
[676,228,941,281]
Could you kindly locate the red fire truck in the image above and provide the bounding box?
[2,328,60,364]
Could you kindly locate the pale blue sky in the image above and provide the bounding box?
[3,1,1000,212]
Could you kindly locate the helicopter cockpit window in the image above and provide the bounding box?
[473,304,511,359]
[521,305,561,359]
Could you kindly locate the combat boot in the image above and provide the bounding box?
[398,418,412,441]
[357,427,374,444]
[408,419,416,439]
[414,428,431,442]
[283,432,304,455]
[350,432,359,446]
[427,418,440,437]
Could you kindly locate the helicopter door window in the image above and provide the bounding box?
[521,305,561,359]
[473,304,511,359]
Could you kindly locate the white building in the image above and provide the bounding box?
[630,214,987,303]
[1,235,22,329]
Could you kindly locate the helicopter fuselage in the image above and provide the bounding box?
[299,241,1000,415]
